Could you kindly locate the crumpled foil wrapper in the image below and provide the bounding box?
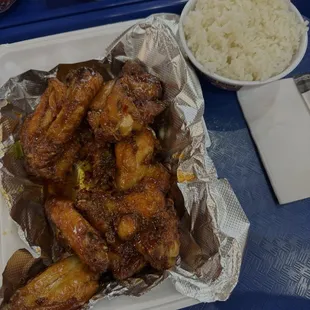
[0,14,250,306]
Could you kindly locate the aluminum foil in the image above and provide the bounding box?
[0,14,250,306]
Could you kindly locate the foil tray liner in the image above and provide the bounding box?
[0,14,250,307]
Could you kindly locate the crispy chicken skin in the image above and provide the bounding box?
[20,68,103,181]
[115,128,170,191]
[45,197,109,273]
[87,61,166,142]
[7,256,99,310]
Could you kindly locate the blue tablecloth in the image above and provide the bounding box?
[1,1,310,309]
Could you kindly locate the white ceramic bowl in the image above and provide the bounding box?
[179,0,309,90]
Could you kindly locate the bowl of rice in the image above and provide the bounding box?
[179,0,309,90]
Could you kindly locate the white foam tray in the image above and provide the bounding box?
[0,19,199,310]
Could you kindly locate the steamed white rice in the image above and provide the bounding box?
[183,0,309,81]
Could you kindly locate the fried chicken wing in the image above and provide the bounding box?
[117,184,180,269]
[20,68,103,181]
[7,256,99,310]
[87,79,143,142]
[47,68,103,144]
[121,61,162,100]
[76,182,165,237]
[87,61,166,142]
[76,188,147,279]
[115,128,155,190]
[76,180,179,273]
[115,128,170,191]
[46,197,109,273]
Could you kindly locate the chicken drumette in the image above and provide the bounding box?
[87,61,166,143]
[20,68,103,182]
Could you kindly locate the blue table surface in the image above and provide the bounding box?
[1,1,310,310]
[0,0,189,44]
[0,0,160,29]
[187,38,310,310]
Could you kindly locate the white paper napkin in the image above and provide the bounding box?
[237,79,310,204]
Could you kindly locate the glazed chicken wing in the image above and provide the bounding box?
[87,61,166,142]
[46,197,109,273]
[20,68,103,181]
[7,256,99,310]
